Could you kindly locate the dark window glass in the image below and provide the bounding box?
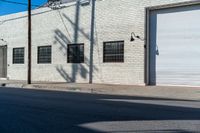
[67,44,84,63]
[103,41,124,63]
[38,46,51,64]
[13,47,24,64]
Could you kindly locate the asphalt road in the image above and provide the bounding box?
[0,87,200,133]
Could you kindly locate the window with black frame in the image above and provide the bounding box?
[103,41,124,63]
[13,47,24,64]
[67,44,84,63]
[37,46,52,64]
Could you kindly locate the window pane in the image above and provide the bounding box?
[13,48,24,64]
[103,41,124,63]
[38,46,52,64]
[67,44,84,63]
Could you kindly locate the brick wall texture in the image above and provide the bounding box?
[0,0,194,85]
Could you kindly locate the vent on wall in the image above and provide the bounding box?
[47,0,62,9]
[48,0,61,2]
[80,0,90,6]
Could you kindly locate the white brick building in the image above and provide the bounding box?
[0,0,200,86]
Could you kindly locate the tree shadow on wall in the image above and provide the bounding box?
[55,64,88,83]
[53,0,97,83]
[54,29,90,82]
[54,28,98,82]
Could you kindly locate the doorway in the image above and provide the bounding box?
[0,45,7,78]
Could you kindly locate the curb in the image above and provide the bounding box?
[1,83,200,101]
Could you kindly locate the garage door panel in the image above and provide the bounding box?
[150,5,200,86]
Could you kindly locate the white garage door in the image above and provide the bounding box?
[150,5,200,86]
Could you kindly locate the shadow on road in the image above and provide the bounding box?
[0,87,199,133]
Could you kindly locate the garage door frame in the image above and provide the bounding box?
[145,1,200,86]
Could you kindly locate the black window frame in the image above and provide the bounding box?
[103,41,124,63]
[67,43,84,63]
[37,45,52,64]
[13,47,25,64]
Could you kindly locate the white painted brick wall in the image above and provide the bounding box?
[0,0,194,85]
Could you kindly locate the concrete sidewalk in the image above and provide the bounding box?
[0,80,200,100]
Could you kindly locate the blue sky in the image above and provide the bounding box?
[0,0,47,16]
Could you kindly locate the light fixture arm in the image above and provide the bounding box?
[130,32,145,41]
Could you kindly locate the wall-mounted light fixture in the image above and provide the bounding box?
[130,34,135,42]
[130,32,145,42]
[0,39,7,43]
[0,39,7,46]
